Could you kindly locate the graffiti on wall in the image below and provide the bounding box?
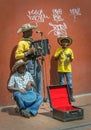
[48,22,67,37]
[52,9,64,22]
[27,8,82,37]
[27,10,49,23]
[70,8,82,22]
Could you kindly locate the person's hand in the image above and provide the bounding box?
[57,52,64,59]
[28,48,35,54]
[60,52,63,56]
[66,54,72,58]
[19,89,26,93]
[66,53,73,62]
[26,82,32,90]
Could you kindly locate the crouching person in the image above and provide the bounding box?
[8,59,43,118]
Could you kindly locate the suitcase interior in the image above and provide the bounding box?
[47,85,78,112]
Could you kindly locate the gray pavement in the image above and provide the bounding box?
[0,94,91,130]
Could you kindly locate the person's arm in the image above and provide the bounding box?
[15,41,35,60]
[66,49,74,62]
[8,86,26,93]
[54,48,62,60]
[26,72,35,90]
[8,86,20,92]
[66,54,73,62]
[8,74,26,93]
[26,81,35,90]
[15,41,25,59]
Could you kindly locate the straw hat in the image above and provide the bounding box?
[12,59,29,72]
[17,23,37,34]
[57,36,72,46]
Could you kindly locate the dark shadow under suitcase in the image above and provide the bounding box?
[47,84,84,122]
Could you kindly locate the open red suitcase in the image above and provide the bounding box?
[47,84,84,122]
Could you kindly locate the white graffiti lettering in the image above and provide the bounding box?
[52,9,64,22]
[70,8,82,22]
[48,22,67,37]
[27,9,49,23]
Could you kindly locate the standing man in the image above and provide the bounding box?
[15,23,42,94]
[54,36,75,102]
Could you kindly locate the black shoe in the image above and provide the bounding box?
[20,109,31,118]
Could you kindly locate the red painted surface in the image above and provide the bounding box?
[48,85,77,111]
[0,0,91,106]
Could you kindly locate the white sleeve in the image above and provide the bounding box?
[8,74,15,87]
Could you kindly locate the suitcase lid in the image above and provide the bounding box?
[47,84,72,110]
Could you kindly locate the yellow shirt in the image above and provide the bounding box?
[15,40,31,60]
[54,47,74,72]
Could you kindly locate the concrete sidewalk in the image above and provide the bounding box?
[0,94,91,130]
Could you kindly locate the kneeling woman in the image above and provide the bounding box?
[8,59,43,118]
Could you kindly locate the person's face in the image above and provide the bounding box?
[61,40,69,48]
[17,65,26,74]
[23,29,33,38]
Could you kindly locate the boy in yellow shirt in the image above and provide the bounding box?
[54,36,75,102]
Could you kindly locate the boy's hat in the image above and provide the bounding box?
[12,59,29,72]
[57,36,72,46]
[17,23,37,34]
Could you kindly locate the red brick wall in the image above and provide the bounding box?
[0,0,91,106]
